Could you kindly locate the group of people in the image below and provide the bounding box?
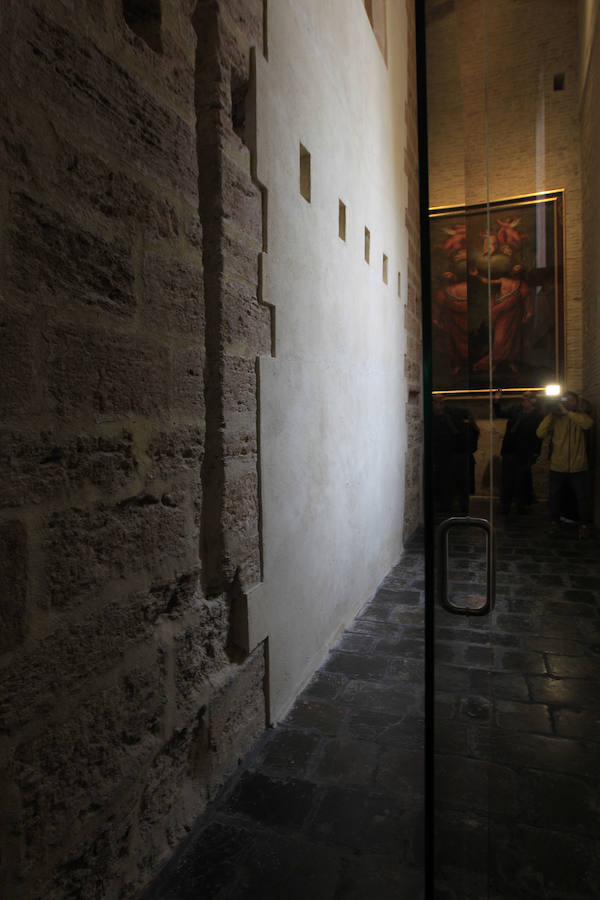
[433,389,594,538]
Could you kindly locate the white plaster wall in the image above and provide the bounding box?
[247,0,411,721]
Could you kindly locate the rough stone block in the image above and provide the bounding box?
[0,520,27,653]
[174,601,230,708]
[204,648,266,792]
[0,305,38,420]
[223,355,257,415]
[16,662,166,874]
[146,425,205,482]
[222,279,271,356]
[222,230,259,286]
[142,254,204,337]
[121,25,196,121]
[46,498,192,608]
[0,571,211,736]
[133,716,210,886]
[222,468,259,549]
[230,540,261,588]
[0,429,138,509]
[222,151,262,246]
[49,325,171,419]
[57,142,185,243]
[223,0,264,48]
[222,416,258,459]
[172,344,206,416]
[12,6,197,201]
[8,192,136,318]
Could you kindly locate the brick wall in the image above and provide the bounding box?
[0,1,267,896]
[580,3,600,522]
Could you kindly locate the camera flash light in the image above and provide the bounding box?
[545,384,561,397]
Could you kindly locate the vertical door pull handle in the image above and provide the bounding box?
[438,516,495,616]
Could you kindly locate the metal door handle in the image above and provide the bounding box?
[438,516,495,616]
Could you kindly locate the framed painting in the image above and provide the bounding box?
[429,190,565,394]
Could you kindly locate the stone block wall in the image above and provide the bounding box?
[0,1,268,896]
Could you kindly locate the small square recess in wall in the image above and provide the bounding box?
[299,143,311,202]
[339,200,346,241]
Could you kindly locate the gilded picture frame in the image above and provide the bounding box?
[429,190,565,395]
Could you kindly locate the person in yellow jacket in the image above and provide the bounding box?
[536,391,593,538]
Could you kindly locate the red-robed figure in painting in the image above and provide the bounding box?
[472,261,533,373]
[433,273,468,375]
[469,216,532,373]
[432,224,469,374]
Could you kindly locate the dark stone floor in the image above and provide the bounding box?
[143,502,599,900]
[435,502,600,899]
[143,533,426,900]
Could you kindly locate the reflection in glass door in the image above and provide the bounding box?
[423,1,599,897]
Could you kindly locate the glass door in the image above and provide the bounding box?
[423,2,598,897]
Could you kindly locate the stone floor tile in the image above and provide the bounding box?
[308,786,412,855]
[332,854,425,900]
[496,649,546,673]
[312,737,379,786]
[458,694,491,721]
[375,746,424,803]
[345,708,424,747]
[285,698,348,734]
[340,679,423,715]
[303,670,347,701]
[388,607,424,625]
[526,634,583,655]
[553,707,600,740]
[488,671,530,701]
[546,654,600,678]
[223,771,318,830]
[223,831,341,900]
[518,768,600,835]
[323,649,388,680]
[490,823,600,897]
[528,674,600,708]
[387,655,424,682]
[336,632,375,653]
[376,587,422,605]
[489,731,599,777]
[143,820,254,900]
[258,728,321,776]
[375,635,424,657]
[494,699,553,733]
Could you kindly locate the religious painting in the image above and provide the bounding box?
[429,191,565,393]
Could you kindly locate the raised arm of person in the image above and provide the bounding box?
[536,414,554,439]
[566,409,593,430]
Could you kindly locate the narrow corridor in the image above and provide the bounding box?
[144,533,426,899]
[144,505,599,899]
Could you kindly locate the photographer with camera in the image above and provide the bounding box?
[536,391,593,538]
